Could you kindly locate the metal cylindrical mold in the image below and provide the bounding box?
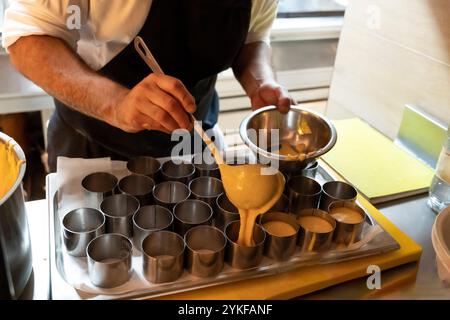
[142,231,185,284]
[86,234,133,288]
[283,160,319,184]
[185,226,226,277]
[268,194,289,213]
[296,208,336,252]
[287,176,322,214]
[161,160,195,184]
[127,156,162,183]
[319,181,358,212]
[329,201,366,245]
[118,174,155,207]
[189,176,224,211]
[215,193,240,231]
[173,200,213,236]
[100,194,140,237]
[192,152,220,179]
[260,212,299,261]
[153,181,191,211]
[300,160,319,179]
[132,205,173,251]
[225,221,266,270]
[62,208,105,257]
[82,172,118,208]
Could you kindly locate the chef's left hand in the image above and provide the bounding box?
[250,81,295,114]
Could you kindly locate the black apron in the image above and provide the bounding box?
[48,0,252,172]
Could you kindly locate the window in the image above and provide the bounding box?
[277,0,347,18]
[0,0,8,34]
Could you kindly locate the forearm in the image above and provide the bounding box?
[232,41,292,113]
[8,35,128,127]
[232,41,276,98]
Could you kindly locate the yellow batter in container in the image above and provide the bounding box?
[0,138,25,199]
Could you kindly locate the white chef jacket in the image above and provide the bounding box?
[2,0,278,70]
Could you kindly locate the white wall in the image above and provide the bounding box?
[327,0,450,139]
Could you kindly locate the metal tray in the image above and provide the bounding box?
[47,159,400,300]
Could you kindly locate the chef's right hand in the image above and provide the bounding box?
[111,74,196,134]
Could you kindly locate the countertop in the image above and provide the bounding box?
[304,195,450,299]
[21,193,450,300]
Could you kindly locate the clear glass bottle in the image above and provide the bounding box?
[428,125,450,213]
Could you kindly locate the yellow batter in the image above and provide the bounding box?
[263,220,297,237]
[193,120,285,248]
[196,249,215,255]
[219,164,285,247]
[299,118,312,135]
[276,142,307,161]
[330,207,364,224]
[0,140,24,199]
[297,216,334,233]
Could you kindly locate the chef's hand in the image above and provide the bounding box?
[112,74,196,134]
[250,81,295,114]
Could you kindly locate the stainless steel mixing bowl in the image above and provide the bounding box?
[0,132,32,299]
[240,106,337,173]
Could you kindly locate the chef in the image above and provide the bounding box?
[2,0,293,172]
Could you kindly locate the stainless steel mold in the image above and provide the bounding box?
[132,205,173,251]
[81,172,118,207]
[161,160,195,184]
[173,200,213,236]
[319,181,358,212]
[153,181,191,211]
[260,211,299,261]
[127,156,162,182]
[192,152,220,178]
[86,233,133,288]
[118,174,155,207]
[329,201,366,245]
[287,176,322,214]
[185,226,226,277]
[224,221,266,270]
[189,176,224,211]
[62,208,105,257]
[296,208,336,252]
[142,231,185,283]
[100,194,140,237]
[215,193,240,231]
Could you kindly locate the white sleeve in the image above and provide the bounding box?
[2,0,84,50]
[246,0,278,44]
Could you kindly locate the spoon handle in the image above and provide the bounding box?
[134,36,224,164]
[134,36,164,75]
[191,116,224,165]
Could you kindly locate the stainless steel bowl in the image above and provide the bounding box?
[240,106,337,172]
[0,132,32,299]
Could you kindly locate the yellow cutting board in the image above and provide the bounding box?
[322,118,434,204]
[158,161,422,300]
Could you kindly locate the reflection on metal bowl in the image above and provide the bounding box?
[0,131,32,299]
[240,106,337,173]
